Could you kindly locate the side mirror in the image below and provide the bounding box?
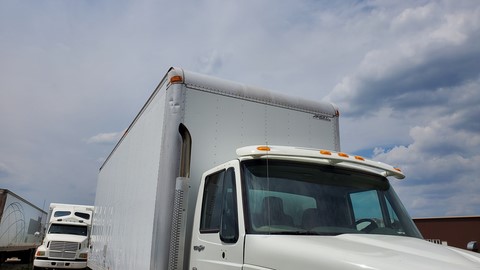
[467,241,478,252]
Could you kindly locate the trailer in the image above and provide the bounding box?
[0,189,46,264]
[89,67,480,270]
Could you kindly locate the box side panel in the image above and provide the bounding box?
[89,83,168,270]
[181,87,339,266]
[0,192,46,249]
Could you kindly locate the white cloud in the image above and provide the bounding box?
[320,2,480,218]
[391,3,436,30]
[325,2,480,115]
[87,131,124,145]
[372,105,480,217]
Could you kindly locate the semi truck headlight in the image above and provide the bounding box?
[79,253,88,260]
[36,250,46,257]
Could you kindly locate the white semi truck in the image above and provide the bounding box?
[0,189,46,265]
[88,67,480,270]
[33,203,94,269]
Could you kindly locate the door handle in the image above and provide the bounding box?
[193,245,205,252]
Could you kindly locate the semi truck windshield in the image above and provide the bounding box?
[241,159,422,238]
[48,224,88,236]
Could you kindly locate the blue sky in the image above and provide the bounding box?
[1,0,479,218]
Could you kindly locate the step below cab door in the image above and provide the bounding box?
[190,161,245,270]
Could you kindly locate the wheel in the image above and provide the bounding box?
[21,248,36,263]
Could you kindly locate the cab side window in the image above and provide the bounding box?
[199,168,238,242]
[220,168,238,243]
[200,170,225,233]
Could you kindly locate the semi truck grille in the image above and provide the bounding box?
[49,241,78,259]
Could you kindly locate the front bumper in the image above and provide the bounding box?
[34,258,87,269]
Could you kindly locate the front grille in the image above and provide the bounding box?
[49,241,78,259]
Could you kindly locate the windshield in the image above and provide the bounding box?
[241,159,422,238]
[48,224,88,236]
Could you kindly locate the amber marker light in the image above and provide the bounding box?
[257,146,271,151]
[170,75,183,84]
[394,167,402,172]
[354,156,365,161]
[338,152,349,158]
[320,150,332,155]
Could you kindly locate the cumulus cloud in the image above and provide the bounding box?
[322,2,480,217]
[372,94,480,216]
[326,2,480,116]
[87,131,124,145]
[391,3,438,31]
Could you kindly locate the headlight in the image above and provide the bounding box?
[79,253,88,260]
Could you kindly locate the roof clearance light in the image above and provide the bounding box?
[170,75,183,84]
[394,167,402,172]
[354,156,365,161]
[320,150,332,155]
[257,146,271,151]
[338,152,349,158]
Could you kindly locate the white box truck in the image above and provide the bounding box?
[0,189,46,264]
[89,67,480,270]
[33,203,94,269]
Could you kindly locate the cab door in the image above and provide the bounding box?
[189,161,245,270]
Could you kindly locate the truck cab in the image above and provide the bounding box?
[188,146,480,269]
[33,204,93,270]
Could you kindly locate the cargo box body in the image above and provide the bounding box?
[89,67,339,270]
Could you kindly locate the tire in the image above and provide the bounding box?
[21,248,36,263]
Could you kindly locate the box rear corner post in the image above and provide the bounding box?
[167,123,192,270]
